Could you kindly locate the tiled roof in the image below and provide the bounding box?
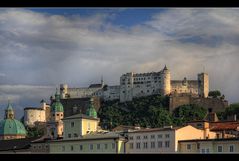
[0,137,41,151]
[62,113,99,121]
[128,126,182,133]
[210,121,239,131]
[89,84,102,88]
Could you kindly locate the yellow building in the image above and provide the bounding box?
[49,133,127,153]
[179,138,239,153]
[62,114,99,139]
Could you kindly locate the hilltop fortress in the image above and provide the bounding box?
[60,65,209,103]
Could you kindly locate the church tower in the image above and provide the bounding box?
[47,88,64,139]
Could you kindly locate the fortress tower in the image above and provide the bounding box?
[198,73,209,98]
[161,65,171,95]
[60,84,68,99]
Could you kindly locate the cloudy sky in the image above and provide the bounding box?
[0,8,239,120]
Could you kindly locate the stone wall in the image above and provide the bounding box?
[169,94,228,113]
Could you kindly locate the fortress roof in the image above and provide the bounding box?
[89,84,102,88]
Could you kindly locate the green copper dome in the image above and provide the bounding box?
[0,101,27,136]
[86,98,97,118]
[0,119,26,135]
[51,89,64,112]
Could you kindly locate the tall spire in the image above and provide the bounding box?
[163,64,168,71]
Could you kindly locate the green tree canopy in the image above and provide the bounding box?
[208,90,221,98]
[172,104,207,126]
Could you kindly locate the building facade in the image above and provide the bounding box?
[24,101,51,127]
[60,66,209,103]
[179,138,239,153]
[126,125,216,153]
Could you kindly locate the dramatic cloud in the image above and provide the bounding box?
[0,8,239,118]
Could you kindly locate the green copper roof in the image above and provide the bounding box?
[51,89,64,112]
[0,119,27,135]
[86,98,97,118]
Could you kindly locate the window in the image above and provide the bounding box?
[79,145,83,151]
[62,146,65,152]
[87,122,91,130]
[104,144,108,149]
[136,136,141,140]
[97,144,100,150]
[89,144,93,150]
[187,144,191,150]
[112,143,115,149]
[61,114,63,116]
[136,143,141,149]
[158,141,162,148]
[57,114,59,116]
[217,146,223,152]
[151,135,155,139]
[197,143,200,149]
[158,134,162,139]
[53,114,55,117]
[129,136,134,140]
[201,149,205,154]
[130,143,134,149]
[229,145,234,152]
[74,133,78,137]
[68,134,71,138]
[143,135,148,139]
[206,148,209,153]
[165,141,170,148]
[71,122,74,127]
[151,142,155,149]
[143,142,148,149]
[165,134,170,138]
[71,145,74,151]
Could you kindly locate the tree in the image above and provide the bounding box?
[172,104,207,126]
[208,90,221,98]
[224,103,239,119]
[26,126,44,138]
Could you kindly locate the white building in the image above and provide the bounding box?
[126,125,216,153]
[24,102,50,127]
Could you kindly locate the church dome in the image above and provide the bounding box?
[0,119,26,136]
[51,89,64,112]
[0,101,27,138]
[86,98,97,118]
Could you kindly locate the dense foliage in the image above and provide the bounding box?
[208,90,221,98]
[222,103,239,119]
[172,104,207,126]
[26,126,44,138]
[98,95,207,129]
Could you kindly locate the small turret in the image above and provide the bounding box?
[5,100,14,119]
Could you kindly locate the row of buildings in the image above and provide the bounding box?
[1,95,239,153]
